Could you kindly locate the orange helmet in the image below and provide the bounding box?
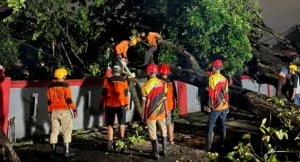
[146,63,158,74]
[159,64,170,75]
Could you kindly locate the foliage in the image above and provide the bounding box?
[115,123,145,152]
[0,23,20,67]
[173,105,182,120]
[139,0,261,77]
[2,0,263,78]
[221,96,300,162]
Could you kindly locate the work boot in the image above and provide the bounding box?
[205,132,214,152]
[162,136,168,156]
[50,144,58,159]
[64,143,75,158]
[151,139,160,160]
[218,131,226,148]
[107,141,114,152]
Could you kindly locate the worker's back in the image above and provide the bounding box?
[208,73,229,110]
[103,76,129,107]
[142,77,167,120]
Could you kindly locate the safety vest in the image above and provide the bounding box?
[208,74,229,110]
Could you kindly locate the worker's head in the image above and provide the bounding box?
[54,68,68,81]
[112,63,122,76]
[159,64,170,79]
[279,67,288,77]
[211,60,223,74]
[289,64,297,74]
[146,63,158,78]
[140,32,146,37]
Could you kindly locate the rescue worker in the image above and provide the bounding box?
[141,63,168,160]
[289,64,300,105]
[205,60,229,152]
[276,67,289,101]
[113,37,138,74]
[47,68,78,158]
[139,32,162,65]
[100,63,129,151]
[159,64,177,144]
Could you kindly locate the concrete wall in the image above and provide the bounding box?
[6,79,201,139]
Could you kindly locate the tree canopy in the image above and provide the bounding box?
[3,0,264,78]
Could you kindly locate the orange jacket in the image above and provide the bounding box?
[102,76,129,107]
[146,32,161,46]
[114,40,129,58]
[165,79,177,111]
[47,82,76,113]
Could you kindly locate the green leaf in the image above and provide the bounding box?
[242,133,251,139]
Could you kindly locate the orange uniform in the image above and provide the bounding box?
[114,40,130,58]
[102,76,129,107]
[146,32,161,46]
[47,82,76,113]
[165,79,177,111]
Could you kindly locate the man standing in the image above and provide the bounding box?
[276,67,289,101]
[142,63,168,160]
[47,68,78,158]
[205,60,229,152]
[159,64,177,144]
[139,32,162,65]
[101,63,129,151]
[289,64,300,105]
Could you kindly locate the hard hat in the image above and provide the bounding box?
[130,37,137,46]
[54,68,68,79]
[159,64,170,75]
[146,63,158,74]
[112,63,122,73]
[289,64,297,71]
[212,60,223,67]
[280,67,288,74]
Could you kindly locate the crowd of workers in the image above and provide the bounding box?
[47,34,229,159]
[276,64,300,105]
[15,30,300,160]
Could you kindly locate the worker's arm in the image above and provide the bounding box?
[149,32,161,39]
[208,76,214,111]
[141,84,148,121]
[124,80,129,110]
[292,75,298,100]
[65,86,77,119]
[100,79,108,105]
[47,88,52,118]
[136,37,142,42]
[276,78,283,98]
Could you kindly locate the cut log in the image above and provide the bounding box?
[0,128,20,162]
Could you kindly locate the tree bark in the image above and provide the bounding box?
[128,78,143,119]
[0,128,20,162]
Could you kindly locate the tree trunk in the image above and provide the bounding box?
[0,128,20,162]
[128,78,143,119]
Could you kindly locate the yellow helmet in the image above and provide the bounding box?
[130,37,137,46]
[54,68,68,79]
[289,64,298,71]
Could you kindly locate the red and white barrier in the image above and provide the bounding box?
[240,75,276,97]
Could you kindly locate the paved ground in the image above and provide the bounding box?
[14,111,260,162]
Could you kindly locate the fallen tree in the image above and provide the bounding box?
[0,128,20,162]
